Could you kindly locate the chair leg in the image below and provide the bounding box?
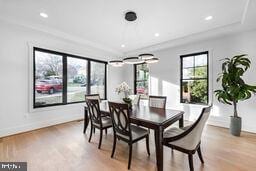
[188,154,194,171]
[93,127,95,134]
[146,135,150,156]
[105,129,107,135]
[111,134,116,158]
[128,144,133,170]
[98,130,103,149]
[88,124,93,142]
[197,145,204,164]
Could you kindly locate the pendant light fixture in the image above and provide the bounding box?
[123,57,144,64]
[144,57,159,64]
[109,60,124,67]
[138,53,154,60]
[109,11,159,67]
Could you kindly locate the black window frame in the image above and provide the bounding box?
[33,47,107,108]
[134,63,149,96]
[180,51,209,105]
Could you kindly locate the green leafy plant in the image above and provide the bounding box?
[215,54,256,117]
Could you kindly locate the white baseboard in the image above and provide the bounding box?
[1,114,255,138]
[0,114,83,138]
[207,116,256,133]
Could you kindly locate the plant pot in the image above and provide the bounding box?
[230,116,241,136]
[123,98,132,109]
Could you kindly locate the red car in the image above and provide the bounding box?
[136,87,145,94]
[36,80,62,94]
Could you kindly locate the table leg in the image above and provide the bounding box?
[83,108,89,134]
[154,126,163,171]
[179,114,184,128]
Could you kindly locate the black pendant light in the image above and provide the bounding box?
[109,11,159,67]
[109,60,124,67]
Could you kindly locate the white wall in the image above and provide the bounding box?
[0,21,123,137]
[124,29,256,133]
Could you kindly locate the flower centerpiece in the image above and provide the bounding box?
[116,82,132,107]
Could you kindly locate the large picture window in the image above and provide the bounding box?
[180,51,208,104]
[134,63,149,98]
[33,47,107,108]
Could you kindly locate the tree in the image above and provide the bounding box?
[215,54,256,117]
[189,67,207,103]
[36,55,62,79]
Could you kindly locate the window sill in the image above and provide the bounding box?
[29,102,85,113]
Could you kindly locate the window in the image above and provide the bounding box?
[33,47,107,108]
[134,63,149,98]
[180,51,208,104]
[90,61,106,99]
[67,57,88,103]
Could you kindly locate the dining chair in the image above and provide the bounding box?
[108,101,150,169]
[85,94,101,103]
[129,94,141,105]
[148,95,167,108]
[162,106,212,171]
[86,99,112,149]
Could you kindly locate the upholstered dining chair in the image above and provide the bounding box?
[148,95,167,108]
[129,94,141,105]
[85,94,108,134]
[108,102,150,169]
[163,106,212,171]
[86,99,112,149]
[85,94,101,103]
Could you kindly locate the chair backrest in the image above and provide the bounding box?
[108,102,132,139]
[148,95,167,108]
[85,94,101,103]
[129,94,141,105]
[86,99,102,126]
[167,106,212,150]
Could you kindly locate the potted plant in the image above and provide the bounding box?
[215,54,256,136]
[116,82,132,108]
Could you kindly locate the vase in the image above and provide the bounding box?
[230,116,241,136]
[123,97,132,109]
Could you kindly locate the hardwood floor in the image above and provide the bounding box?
[0,121,256,171]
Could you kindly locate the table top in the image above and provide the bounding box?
[95,101,184,127]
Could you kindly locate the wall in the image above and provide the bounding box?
[0,21,123,137]
[124,29,256,133]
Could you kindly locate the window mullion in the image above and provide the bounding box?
[87,61,91,95]
[104,63,107,100]
[63,56,67,104]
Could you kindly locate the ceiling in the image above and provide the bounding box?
[0,0,253,55]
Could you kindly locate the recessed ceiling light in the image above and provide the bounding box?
[40,12,48,18]
[154,33,160,37]
[121,44,125,48]
[205,16,213,21]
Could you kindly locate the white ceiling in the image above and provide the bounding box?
[0,0,253,55]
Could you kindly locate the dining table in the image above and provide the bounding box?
[83,101,184,171]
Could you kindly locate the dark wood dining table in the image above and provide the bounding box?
[83,101,184,171]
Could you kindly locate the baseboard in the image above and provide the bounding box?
[0,114,83,138]
[207,116,256,134]
[1,114,255,138]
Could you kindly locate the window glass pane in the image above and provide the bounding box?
[136,64,149,81]
[182,56,194,68]
[135,64,149,97]
[183,68,194,79]
[181,80,207,104]
[194,66,207,78]
[195,54,207,67]
[67,57,88,102]
[136,81,148,97]
[90,61,105,99]
[35,51,63,107]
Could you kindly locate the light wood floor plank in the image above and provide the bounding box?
[0,121,256,171]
